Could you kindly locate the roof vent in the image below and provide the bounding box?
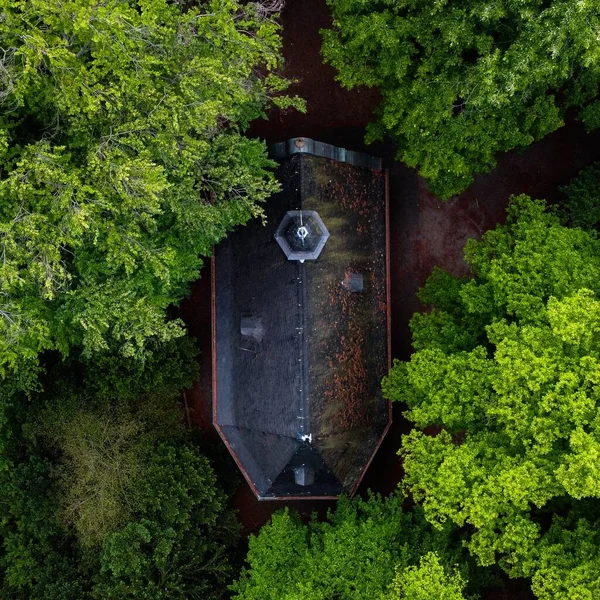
[274,210,329,263]
[294,466,315,486]
[240,316,264,342]
[342,271,364,293]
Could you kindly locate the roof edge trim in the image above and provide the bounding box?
[270,137,382,171]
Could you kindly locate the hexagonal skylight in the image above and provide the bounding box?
[274,210,329,263]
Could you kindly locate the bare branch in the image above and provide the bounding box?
[255,0,285,17]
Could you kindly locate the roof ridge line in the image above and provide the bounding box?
[296,158,311,441]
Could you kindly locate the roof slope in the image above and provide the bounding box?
[213,151,390,499]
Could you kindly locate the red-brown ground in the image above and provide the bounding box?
[178,0,600,597]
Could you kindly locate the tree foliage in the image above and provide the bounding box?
[37,392,184,547]
[322,0,600,199]
[531,509,600,600]
[0,0,298,381]
[93,442,239,600]
[232,494,480,600]
[0,339,238,599]
[557,162,600,231]
[383,196,600,598]
[1,439,238,600]
[386,552,467,600]
[0,455,89,600]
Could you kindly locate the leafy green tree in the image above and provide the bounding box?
[557,162,600,231]
[232,494,480,600]
[386,552,466,600]
[322,0,600,199]
[531,510,600,600]
[0,0,299,382]
[0,455,90,600]
[0,438,239,600]
[94,442,239,600]
[0,337,239,599]
[383,196,600,598]
[30,337,197,546]
[39,399,173,547]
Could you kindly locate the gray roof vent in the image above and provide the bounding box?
[342,272,364,293]
[294,466,315,486]
[240,316,264,342]
[274,210,329,263]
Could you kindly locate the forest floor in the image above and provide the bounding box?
[178,1,600,596]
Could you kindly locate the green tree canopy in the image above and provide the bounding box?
[0,339,239,599]
[557,161,600,231]
[93,441,239,600]
[386,552,467,600]
[0,454,89,599]
[322,0,600,199]
[0,439,239,600]
[232,494,482,600]
[0,0,298,384]
[383,196,600,598]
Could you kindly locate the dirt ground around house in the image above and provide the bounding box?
[178,0,600,595]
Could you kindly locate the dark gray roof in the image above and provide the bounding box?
[213,150,390,499]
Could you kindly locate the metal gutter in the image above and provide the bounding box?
[270,137,382,171]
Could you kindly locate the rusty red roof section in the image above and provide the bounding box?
[212,148,391,500]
